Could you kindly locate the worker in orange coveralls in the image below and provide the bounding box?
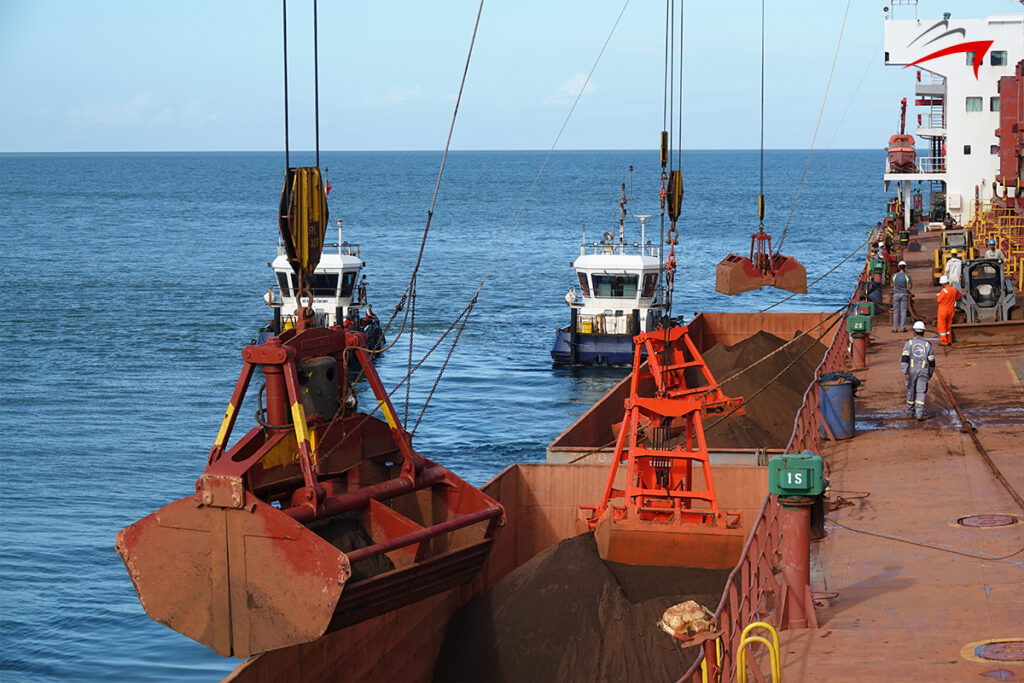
[935,275,961,346]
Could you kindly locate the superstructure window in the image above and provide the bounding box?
[310,272,339,297]
[592,274,638,298]
[991,145,1000,155]
[577,272,591,296]
[340,272,356,297]
[966,51,975,66]
[991,51,1007,66]
[642,273,658,297]
[966,97,982,112]
[276,272,291,297]
[991,97,1000,112]
[964,145,972,155]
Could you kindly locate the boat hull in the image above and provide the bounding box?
[550,329,637,366]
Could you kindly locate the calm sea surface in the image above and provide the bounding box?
[0,149,883,681]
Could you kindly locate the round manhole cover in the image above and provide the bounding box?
[957,514,1018,528]
[962,639,1024,663]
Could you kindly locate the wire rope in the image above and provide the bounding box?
[760,234,871,312]
[774,0,852,255]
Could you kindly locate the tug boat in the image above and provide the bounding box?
[550,184,668,366]
[261,219,385,350]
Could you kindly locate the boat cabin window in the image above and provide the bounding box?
[592,274,638,298]
[990,97,1000,112]
[642,273,658,298]
[276,272,291,297]
[310,272,339,297]
[577,272,591,296]
[341,272,357,297]
[966,97,982,112]
[991,51,1007,66]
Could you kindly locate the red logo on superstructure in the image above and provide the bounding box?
[905,40,994,79]
[901,20,993,79]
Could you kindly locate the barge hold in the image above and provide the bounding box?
[227,9,1022,683]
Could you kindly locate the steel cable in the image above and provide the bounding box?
[774,0,851,255]
[760,234,872,312]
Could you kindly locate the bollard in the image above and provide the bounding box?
[846,314,872,370]
[779,497,814,629]
[769,452,826,631]
[851,335,868,370]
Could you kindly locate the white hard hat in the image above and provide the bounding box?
[898,260,907,267]
[939,275,949,284]
[913,321,926,333]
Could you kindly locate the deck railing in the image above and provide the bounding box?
[579,240,660,258]
[679,271,866,682]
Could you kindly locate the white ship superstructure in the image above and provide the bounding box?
[883,10,1023,226]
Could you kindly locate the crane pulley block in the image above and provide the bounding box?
[279,166,329,279]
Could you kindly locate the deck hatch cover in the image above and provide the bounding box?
[956,514,1018,528]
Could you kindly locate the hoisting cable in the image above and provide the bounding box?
[759,234,870,312]
[313,0,320,169]
[692,306,844,401]
[703,311,844,432]
[758,0,765,233]
[282,0,289,171]
[773,0,851,255]
[341,0,485,361]
[327,0,632,446]
[825,36,885,150]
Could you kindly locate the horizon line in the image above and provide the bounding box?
[1,147,885,155]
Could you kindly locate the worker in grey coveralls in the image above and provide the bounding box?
[901,320,935,421]
[891,260,911,332]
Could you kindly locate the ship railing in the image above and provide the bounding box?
[679,271,865,683]
[579,241,660,258]
[277,239,361,258]
[916,156,945,173]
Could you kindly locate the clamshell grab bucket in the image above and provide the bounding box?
[579,325,745,569]
[715,225,807,296]
[715,252,807,296]
[116,327,503,657]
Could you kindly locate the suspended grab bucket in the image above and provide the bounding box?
[578,325,746,569]
[715,228,807,296]
[116,327,504,658]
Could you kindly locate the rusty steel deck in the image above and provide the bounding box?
[775,230,1024,681]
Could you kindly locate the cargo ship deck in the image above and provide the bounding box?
[776,228,1024,681]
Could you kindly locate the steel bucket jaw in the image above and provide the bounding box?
[592,507,744,569]
[715,253,807,295]
[115,493,350,658]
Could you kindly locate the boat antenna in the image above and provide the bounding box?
[635,214,651,248]
[619,178,627,246]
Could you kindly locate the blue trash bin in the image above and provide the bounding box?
[817,372,859,440]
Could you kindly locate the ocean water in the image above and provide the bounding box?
[0,149,883,681]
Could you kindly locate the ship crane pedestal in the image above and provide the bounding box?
[578,325,746,569]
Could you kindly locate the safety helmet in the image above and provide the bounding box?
[913,321,926,333]
[939,275,949,284]
[898,260,907,267]
[950,249,958,256]
[989,239,996,245]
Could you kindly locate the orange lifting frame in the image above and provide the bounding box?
[581,325,745,568]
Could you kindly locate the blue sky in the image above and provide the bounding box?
[1,0,1020,152]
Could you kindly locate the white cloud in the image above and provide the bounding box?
[66,94,217,127]
[360,85,423,107]
[544,74,595,105]
[67,93,156,126]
